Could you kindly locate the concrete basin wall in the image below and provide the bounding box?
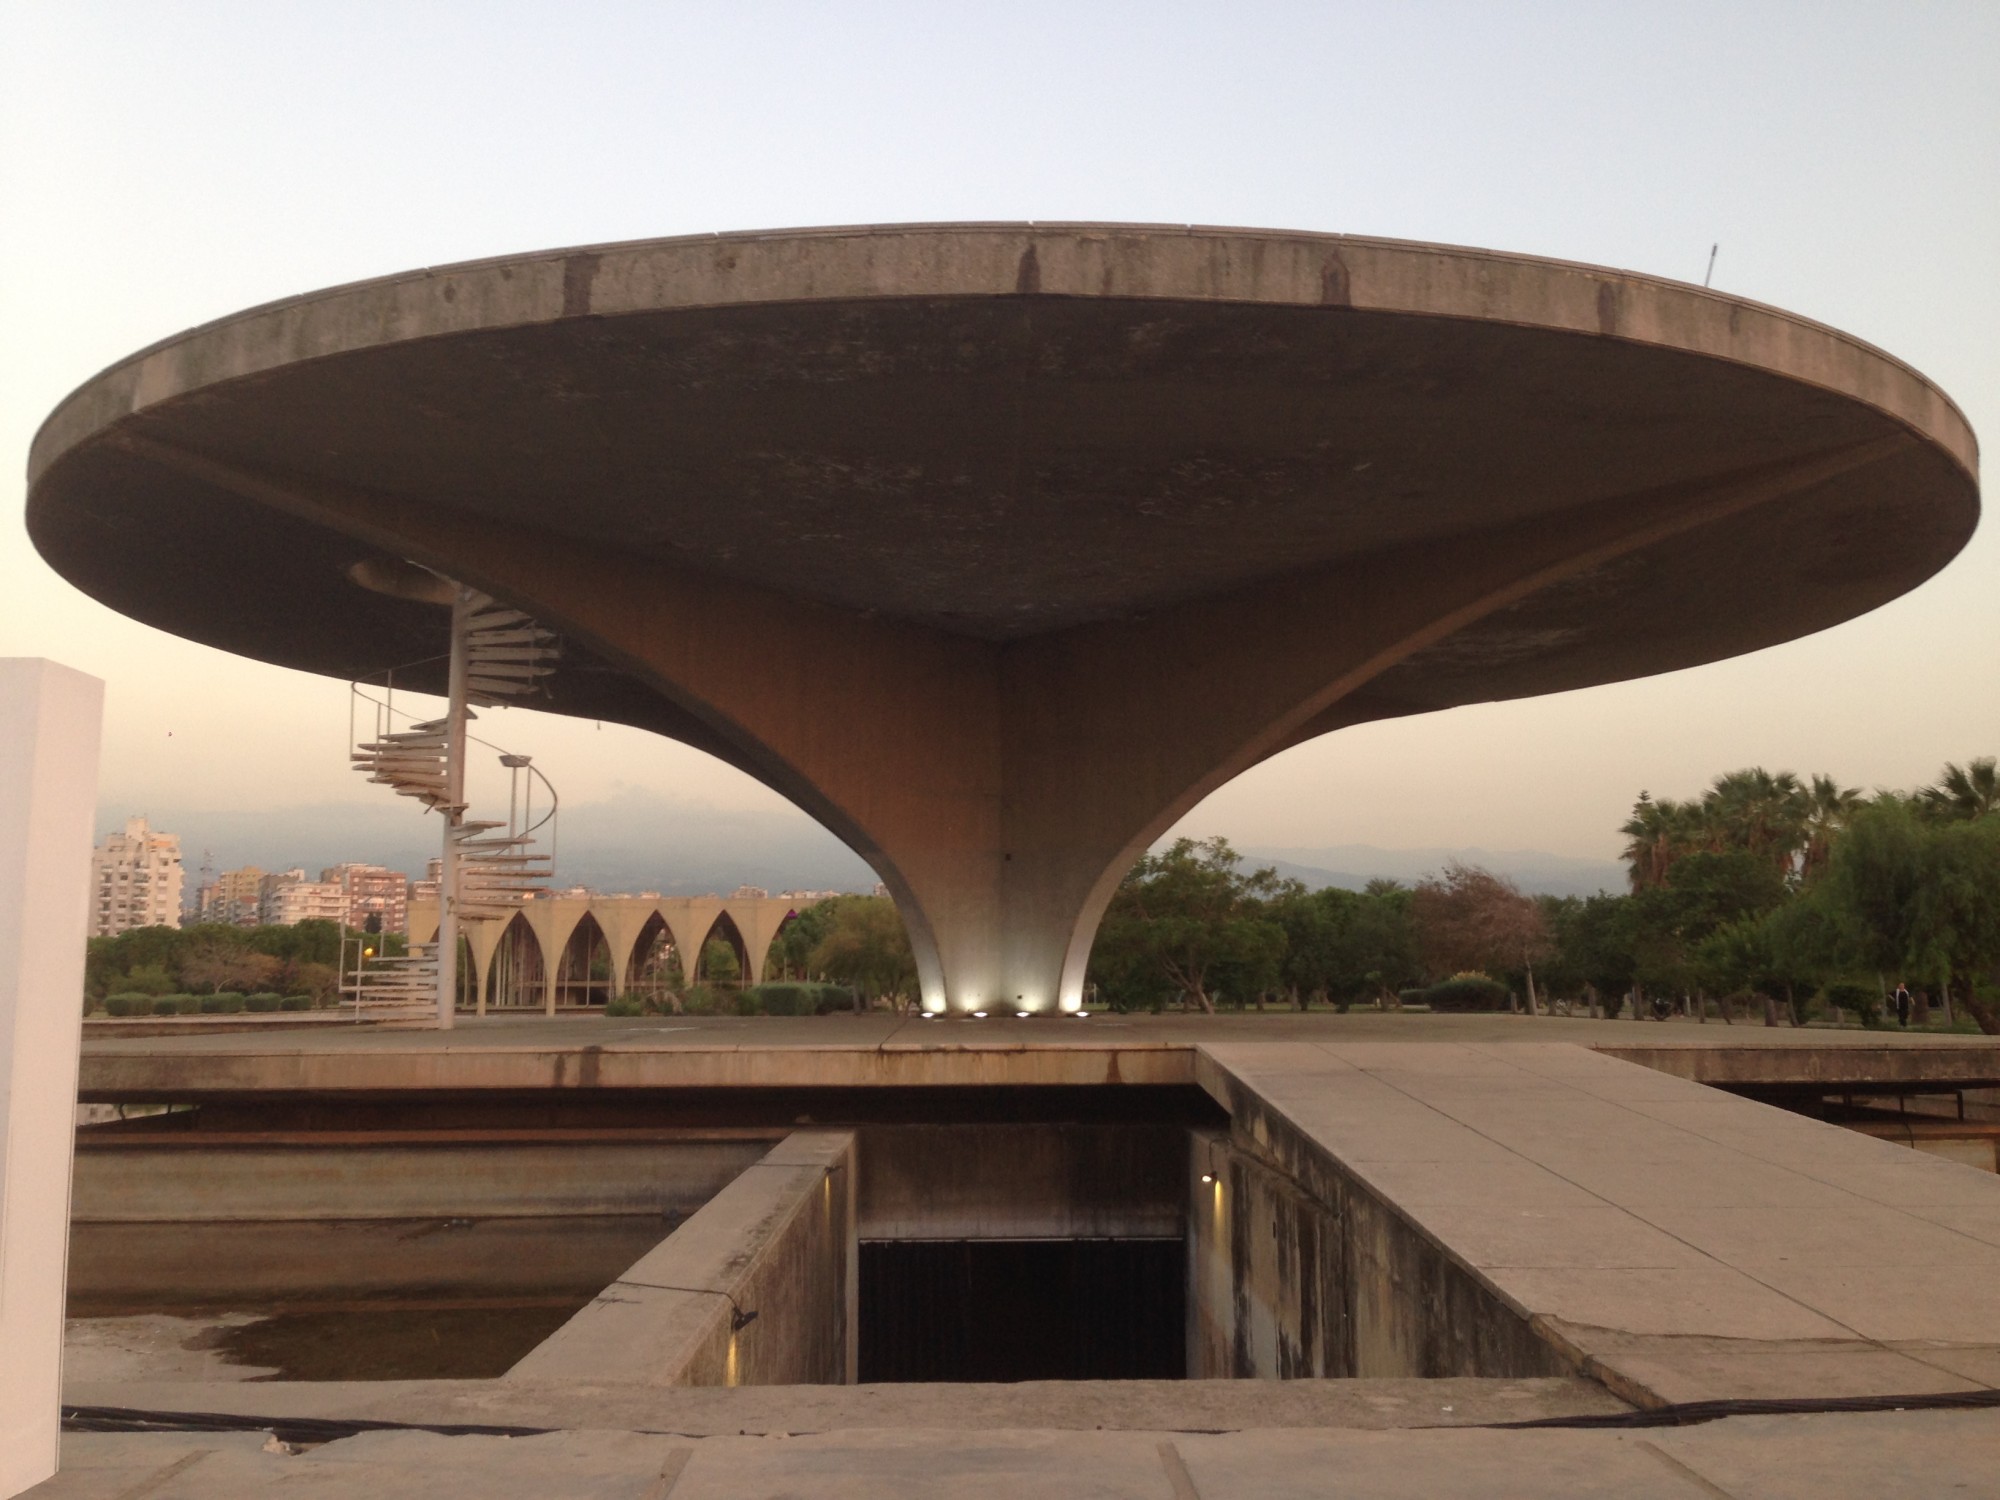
[509,1129,857,1387]
[1185,1123,1566,1382]
[66,1130,779,1306]
[70,1132,778,1221]
[857,1123,1186,1241]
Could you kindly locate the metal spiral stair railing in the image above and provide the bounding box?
[345,590,561,1016]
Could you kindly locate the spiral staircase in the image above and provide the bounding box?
[345,593,560,1016]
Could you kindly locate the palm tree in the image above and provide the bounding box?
[1620,793,1705,890]
[1919,757,2000,822]
[1799,773,1864,881]
[1702,768,1808,877]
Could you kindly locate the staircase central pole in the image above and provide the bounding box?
[437,586,473,1030]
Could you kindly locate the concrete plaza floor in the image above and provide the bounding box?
[37,1408,2000,1498]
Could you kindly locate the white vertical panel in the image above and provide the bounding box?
[0,660,104,1497]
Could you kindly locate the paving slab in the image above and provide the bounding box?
[58,1375,1627,1435]
[32,1410,2000,1499]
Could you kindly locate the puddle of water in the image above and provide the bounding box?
[211,1299,588,1380]
[67,1212,682,1381]
[69,1298,591,1381]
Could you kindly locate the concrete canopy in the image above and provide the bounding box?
[26,224,1981,1012]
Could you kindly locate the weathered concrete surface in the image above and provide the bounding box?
[857,1123,1185,1240]
[509,1130,856,1386]
[71,1010,2000,1103]
[29,1409,2000,1498]
[70,1130,775,1221]
[57,1373,1624,1433]
[1186,1123,1567,1382]
[1195,1041,2000,1406]
[1844,1118,2000,1172]
[29,225,1979,1014]
[68,1216,681,1307]
[1602,1041,2000,1091]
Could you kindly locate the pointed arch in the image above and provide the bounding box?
[696,909,751,986]
[451,933,478,1012]
[485,911,546,1010]
[627,910,684,1002]
[556,911,613,1007]
[758,907,804,982]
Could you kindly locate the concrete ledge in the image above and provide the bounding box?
[508,1130,856,1387]
[1599,1041,2000,1091]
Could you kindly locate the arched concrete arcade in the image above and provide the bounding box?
[408,893,818,1015]
[26,225,1980,1013]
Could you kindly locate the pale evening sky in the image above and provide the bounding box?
[2,2,1995,874]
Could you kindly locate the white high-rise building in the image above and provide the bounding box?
[259,869,347,926]
[88,816,185,937]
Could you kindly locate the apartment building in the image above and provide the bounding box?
[197,865,266,926]
[259,868,347,926]
[88,816,185,937]
[321,862,410,934]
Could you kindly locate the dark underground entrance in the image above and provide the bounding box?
[853,1117,1194,1382]
[859,1237,1186,1382]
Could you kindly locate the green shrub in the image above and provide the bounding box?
[680,983,735,1016]
[1821,980,1882,1029]
[279,994,311,1012]
[604,995,643,1017]
[174,994,202,1014]
[104,994,147,1017]
[742,982,847,1016]
[1423,975,1510,1013]
[245,992,281,1012]
[152,996,182,1016]
[1397,988,1429,1009]
[199,992,247,1014]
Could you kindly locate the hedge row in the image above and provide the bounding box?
[1404,976,1512,1012]
[99,991,313,1017]
[602,982,856,1018]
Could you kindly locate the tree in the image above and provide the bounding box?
[700,939,741,983]
[1702,768,1808,879]
[1562,893,1642,1016]
[177,937,282,994]
[807,897,917,1008]
[1088,837,1285,1013]
[1409,863,1551,1010]
[1816,802,2000,1033]
[1800,774,1865,881]
[766,903,829,980]
[1920,757,2000,822]
[1619,794,1706,891]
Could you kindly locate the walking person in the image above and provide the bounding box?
[1894,981,1913,1028]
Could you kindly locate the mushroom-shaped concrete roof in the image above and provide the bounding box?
[27,224,1981,1011]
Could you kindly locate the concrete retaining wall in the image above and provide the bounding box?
[857,1123,1185,1240]
[69,1132,776,1221]
[1187,1115,1568,1382]
[509,1130,856,1387]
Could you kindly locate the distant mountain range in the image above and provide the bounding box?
[1241,845,1626,899]
[109,795,1622,901]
